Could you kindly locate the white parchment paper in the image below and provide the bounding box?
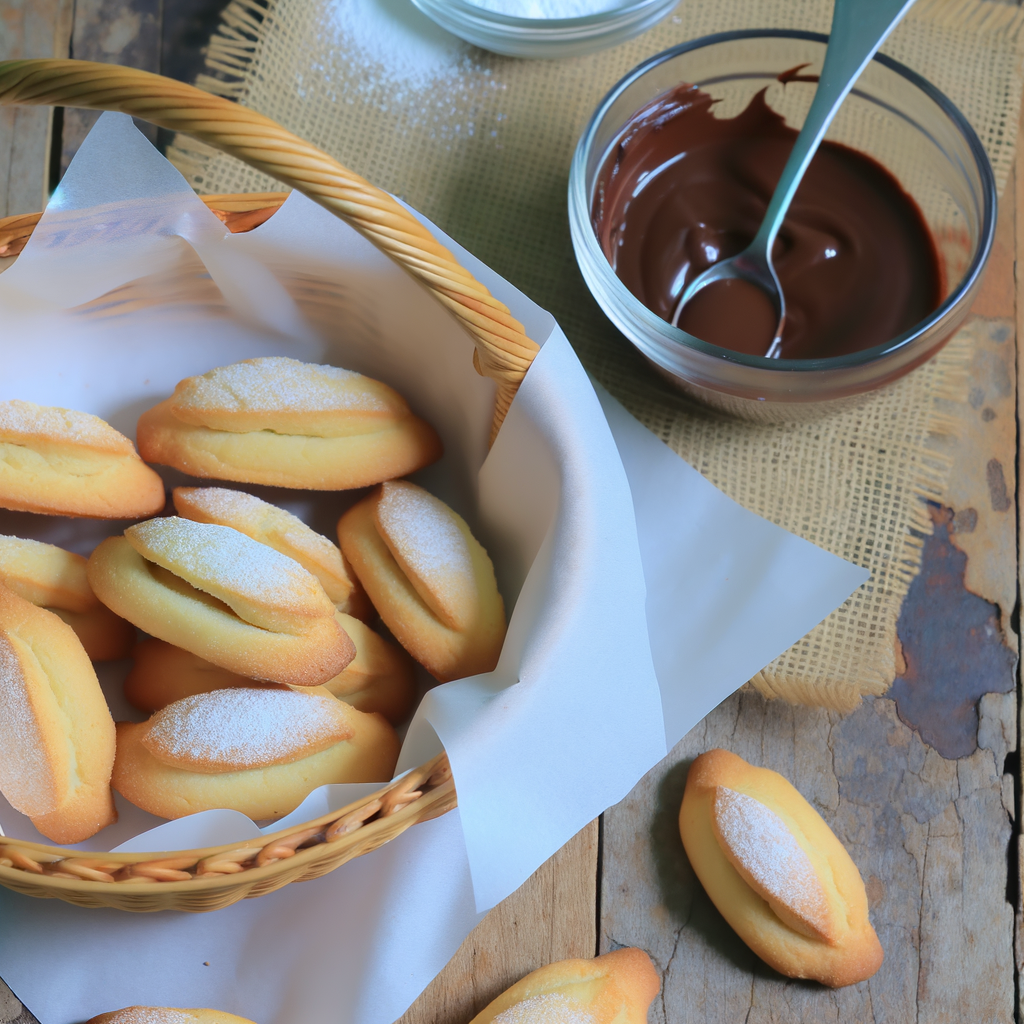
[0,113,866,1023]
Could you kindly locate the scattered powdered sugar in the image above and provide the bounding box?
[307,0,507,153]
[492,993,596,1024]
[176,488,341,569]
[126,517,329,617]
[143,689,352,772]
[96,1010,200,1024]
[173,357,391,415]
[712,786,832,939]
[0,399,132,453]
[0,633,58,815]
[280,521,343,566]
[468,0,626,16]
[326,0,470,89]
[375,481,475,626]
[177,486,267,521]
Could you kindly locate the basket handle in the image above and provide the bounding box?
[0,59,540,440]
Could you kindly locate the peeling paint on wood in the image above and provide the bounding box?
[936,317,1018,635]
[891,504,1016,759]
[987,459,1013,512]
[951,507,978,534]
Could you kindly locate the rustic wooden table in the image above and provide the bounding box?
[1,2,1021,1022]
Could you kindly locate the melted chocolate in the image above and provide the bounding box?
[592,84,942,359]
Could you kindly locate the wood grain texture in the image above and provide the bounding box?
[59,0,162,177]
[601,689,1016,1023]
[0,977,36,1024]
[0,0,72,217]
[398,820,598,1024]
[940,164,1018,634]
[1015,120,1024,1024]
[0,978,21,1024]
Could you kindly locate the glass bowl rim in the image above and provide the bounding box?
[569,27,998,375]
[413,0,669,30]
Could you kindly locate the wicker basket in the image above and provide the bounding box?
[0,58,540,912]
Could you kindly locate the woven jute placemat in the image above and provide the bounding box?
[171,0,1024,711]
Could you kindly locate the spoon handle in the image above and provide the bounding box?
[752,0,918,257]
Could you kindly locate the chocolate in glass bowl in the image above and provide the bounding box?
[591,81,944,360]
[567,32,996,420]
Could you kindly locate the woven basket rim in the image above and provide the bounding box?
[0,749,437,860]
[0,57,541,911]
[0,194,457,888]
[0,192,291,256]
[0,756,456,898]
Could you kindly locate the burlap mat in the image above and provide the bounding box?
[171,0,1024,711]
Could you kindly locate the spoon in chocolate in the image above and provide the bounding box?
[670,0,918,357]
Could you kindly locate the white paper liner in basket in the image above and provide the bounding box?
[0,114,866,1024]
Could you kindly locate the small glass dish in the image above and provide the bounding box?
[407,0,679,59]
[568,30,997,420]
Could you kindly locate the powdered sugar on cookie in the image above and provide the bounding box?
[0,632,62,815]
[375,481,476,629]
[94,1010,201,1024]
[176,486,266,521]
[142,688,353,773]
[174,487,349,594]
[492,993,596,1024]
[0,400,135,453]
[171,357,396,416]
[126,517,334,625]
[712,786,835,942]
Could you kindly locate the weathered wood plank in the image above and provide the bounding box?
[398,820,598,1024]
[59,0,162,178]
[602,688,1016,1023]
[890,504,1016,758]
[0,0,73,217]
[939,164,1018,635]
[0,976,36,1024]
[1015,119,1024,1023]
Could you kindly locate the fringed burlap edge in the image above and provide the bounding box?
[749,332,973,711]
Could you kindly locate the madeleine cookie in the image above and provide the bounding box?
[173,486,369,619]
[679,749,883,987]
[124,615,415,725]
[0,535,135,660]
[338,481,506,681]
[0,400,165,518]
[0,583,116,843]
[87,517,354,687]
[137,357,442,490]
[470,948,660,1024]
[320,612,417,723]
[123,638,287,714]
[113,688,400,820]
[88,1009,257,1024]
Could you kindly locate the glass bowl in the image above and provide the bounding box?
[407,0,679,58]
[568,30,997,420]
